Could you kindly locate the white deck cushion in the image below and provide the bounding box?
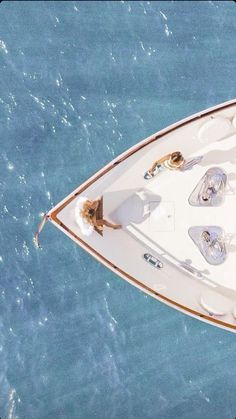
[200,289,229,316]
[198,117,232,143]
[232,307,236,320]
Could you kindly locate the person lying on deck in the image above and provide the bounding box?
[144,151,185,179]
[75,196,122,236]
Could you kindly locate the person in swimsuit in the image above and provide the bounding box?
[201,187,215,202]
[201,230,223,254]
[144,151,185,179]
[75,197,122,236]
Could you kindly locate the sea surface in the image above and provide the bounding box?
[0,1,236,418]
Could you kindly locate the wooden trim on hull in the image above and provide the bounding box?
[49,99,236,332]
[50,217,236,332]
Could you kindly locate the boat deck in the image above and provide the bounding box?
[48,100,236,331]
[112,132,236,292]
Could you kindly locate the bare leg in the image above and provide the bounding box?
[149,161,160,175]
[146,154,171,177]
[99,219,122,229]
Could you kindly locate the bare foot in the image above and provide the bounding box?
[144,170,154,180]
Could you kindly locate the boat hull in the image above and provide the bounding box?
[46,99,236,333]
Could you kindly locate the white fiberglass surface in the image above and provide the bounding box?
[56,105,236,294]
[122,132,236,292]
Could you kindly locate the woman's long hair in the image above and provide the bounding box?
[170,151,184,164]
[80,200,96,225]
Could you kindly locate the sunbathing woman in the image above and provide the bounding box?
[75,197,122,236]
[144,151,185,179]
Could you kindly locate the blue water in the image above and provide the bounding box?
[0,1,236,418]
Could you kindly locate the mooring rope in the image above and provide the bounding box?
[34,213,49,249]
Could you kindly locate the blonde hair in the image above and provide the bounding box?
[170,151,184,164]
[80,200,96,225]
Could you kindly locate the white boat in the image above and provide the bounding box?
[37,99,236,333]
